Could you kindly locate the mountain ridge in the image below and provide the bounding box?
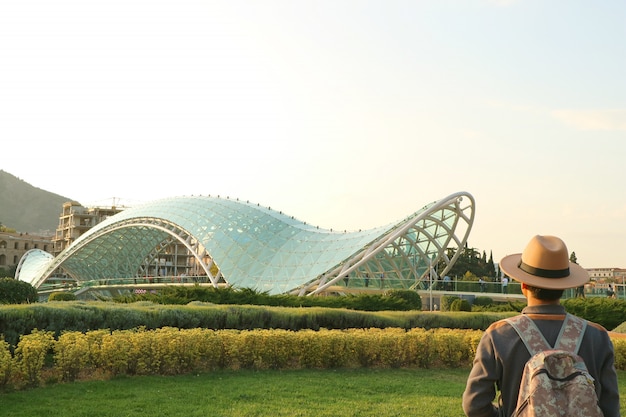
[0,170,73,234]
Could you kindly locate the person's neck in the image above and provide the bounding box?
[525,296,560,307]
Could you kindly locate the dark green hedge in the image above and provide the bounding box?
[0,301,509,347]
[111,286,422,311]
[1,294,624,348]
[561,297,626,331]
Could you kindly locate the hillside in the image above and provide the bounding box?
[0,170,73,234]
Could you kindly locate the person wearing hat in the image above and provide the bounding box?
[462,235,620,417]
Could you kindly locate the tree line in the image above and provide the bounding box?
[438,244,497,280]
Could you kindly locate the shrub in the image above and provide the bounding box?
[472,296,493,307]
[384,290,422,310]
[471,300,526,313]
[54,331,90,381]
[48,292,77,302]
[440,295,460,312]
[449,298,471,312]
[0,338,12,387]
[0,325,626,389]
[404,328,436,368]
[112,285,422,311]
[612,338,626,371]
[13,329,55,387]
[563,297,626,331]
[432,328,473,367]
[98,330,133,375]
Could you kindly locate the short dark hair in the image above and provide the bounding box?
[525,284,564,301]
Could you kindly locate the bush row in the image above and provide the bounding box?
[3,326,626,391]
[442,294,626,331]
[111,287,423,311]
[119,286,626,332]
[0,327,484,389]
[3,298,625,346]
[0,301,508,346]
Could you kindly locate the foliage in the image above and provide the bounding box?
[0,326,483,388]
[0,324,625,392]
[440,245,496,279]
[449,298,471,312]
[472,296,494,307]
[48,291,77,301]
[2,297,626,347]
[0,301,514,346]
[613,339,626,371]
[440,295,460,312]
[0,278,38,304]
[471,300,527,313]
[0,265,18,279]
[111,286,422,311]
[384,289,422,310]
[464,296,626,331]
[54,331,91,381]
[564,297,626,331]
[0,338,12,387]
[13,329,55,387]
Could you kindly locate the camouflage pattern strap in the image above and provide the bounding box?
[505,314,587,356]
[554,314,586,353]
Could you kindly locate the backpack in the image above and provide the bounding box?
[505,314,603,417]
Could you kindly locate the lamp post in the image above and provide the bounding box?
[429,259,435,311]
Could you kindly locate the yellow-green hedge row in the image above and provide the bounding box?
[2,328,626,390]
[1,327,483,388]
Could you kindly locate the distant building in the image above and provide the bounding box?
[586,267,626,283]
[1,200,123,275]
[0,231,53,272]
[52,201,123,256]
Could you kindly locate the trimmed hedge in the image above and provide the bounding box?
[0,327,483,389]
[112,287,423,311]
[1,326,625,391]
[561,297,626,331]
[0,301,510,346]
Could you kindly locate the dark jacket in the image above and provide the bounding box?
[462,304,620,417]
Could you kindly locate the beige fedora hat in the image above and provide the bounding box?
[499,235,589,290]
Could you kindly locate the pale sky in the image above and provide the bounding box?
[2,0,626,268]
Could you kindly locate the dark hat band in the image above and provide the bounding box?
[518,261,570,278]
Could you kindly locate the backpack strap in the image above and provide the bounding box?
[554,314,587,354]
[505,313,587,356]
[505,314,550,356]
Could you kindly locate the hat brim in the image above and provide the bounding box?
[499,253,590,290]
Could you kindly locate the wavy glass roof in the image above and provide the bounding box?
[17,192,475,296]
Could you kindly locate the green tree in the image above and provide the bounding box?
[0,278,38,304]
[443,245,496,279]
[487,251,496,277]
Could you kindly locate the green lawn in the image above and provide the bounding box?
[1,369,625,417]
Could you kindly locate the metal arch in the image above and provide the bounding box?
[435,193,475,277]
[31,217,224,289]
[15,248,54,283]
[15,249,39,280]
[302,191,475,295]
[24,191,475,295]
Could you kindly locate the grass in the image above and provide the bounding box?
[1,369,626,417]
